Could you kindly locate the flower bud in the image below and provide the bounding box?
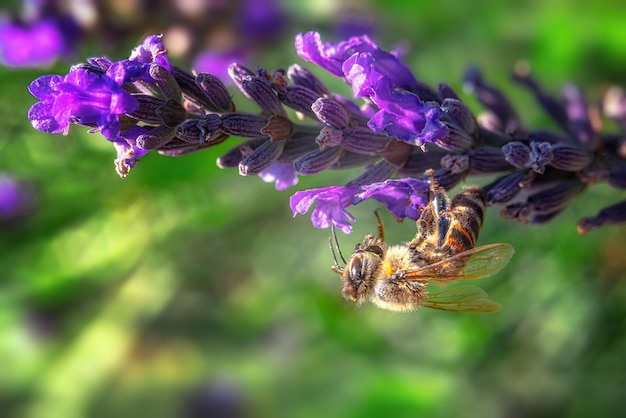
[441,98,478,137]
[128,95,168,124]
[294,146,344,175]
[241,76,286,116]
[484,170,527,204]
[149,63,182,102]
[171,66,220,112]
[340,127,391,154]
[502,141,531,169]
[220,113,269,138]
[195,73,235,113]
[312,98,350,129]
[136,125,176,150]
[239,139,285,175]
[440,154,469,174]
[435,123,474,152]
[287,64,330,96]
[155,99,187,127]
[468,146,511,173]
[577,200,626,234]
[549,143,592,172]
[217,138,267,168]
[277,85,321,119]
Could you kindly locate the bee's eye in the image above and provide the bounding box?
[350,256,363,282]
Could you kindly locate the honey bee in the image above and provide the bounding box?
[330,180,514,312]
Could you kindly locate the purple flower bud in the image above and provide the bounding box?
[468,146,511,173]
[441,98,478,137]
[239,139,285,175]
[228,63,256,98]
[549,143,592,172]
[316,127,343,149]
[435,124,474,152]
[502,180,584,224]
[276,85,321,119]
[220,113,269,138]
[484,170,527,204]
[430,169,466,191]
[287,64,330,96]
[258,163,299,191]
[527,141,553,174]
[294,146,344,175]
[216,138,267,168]
[128,95,169,124]
[290,185,360,233]
[355,178,430,220]
[608,165,626,189]
[339,127,391,154]
[195,73,234,113]
[502,142,531,169]
[440,154,469,174]
[438,83,461,100]
[171,66,221,112]
[577,200,626,234]
[136,125,176,150]
[149,64,182,102]
[241,76,286,116]
[129,34,171,73]
[312,98,350,129]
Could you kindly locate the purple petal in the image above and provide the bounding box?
[290,185,360,233]
[258,163,299,190]
[356,178,429,220]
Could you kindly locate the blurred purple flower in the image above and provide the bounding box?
[193,50,249,83]
[290,186,360,233]
[259,163,299,191]
[0,174,35,221]
[237,0,287,43]
[0,18,71,67]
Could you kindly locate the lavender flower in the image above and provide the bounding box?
[25,32,626,234]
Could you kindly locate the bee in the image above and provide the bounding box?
[330,180,514,312]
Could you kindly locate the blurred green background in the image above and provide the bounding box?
[1,1,626,417]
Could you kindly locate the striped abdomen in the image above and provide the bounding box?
[409,186,486,264]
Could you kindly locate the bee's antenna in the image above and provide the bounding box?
[374,209,385,241]
[329,224,347,270]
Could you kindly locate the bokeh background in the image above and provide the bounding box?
[1,1,626,417]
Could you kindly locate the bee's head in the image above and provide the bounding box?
[338,236,387,306]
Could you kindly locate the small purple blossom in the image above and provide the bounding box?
[295,31,417,90]
[259,163,299,191]
[112,126,151,178]
[0,174,35,221]
[367,78,447,146]
[28,67,138,139]
[290,186,360,233]
[355,178,430,220]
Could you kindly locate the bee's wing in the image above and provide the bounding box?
[404,243,514,283]
[423,285,502,312]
